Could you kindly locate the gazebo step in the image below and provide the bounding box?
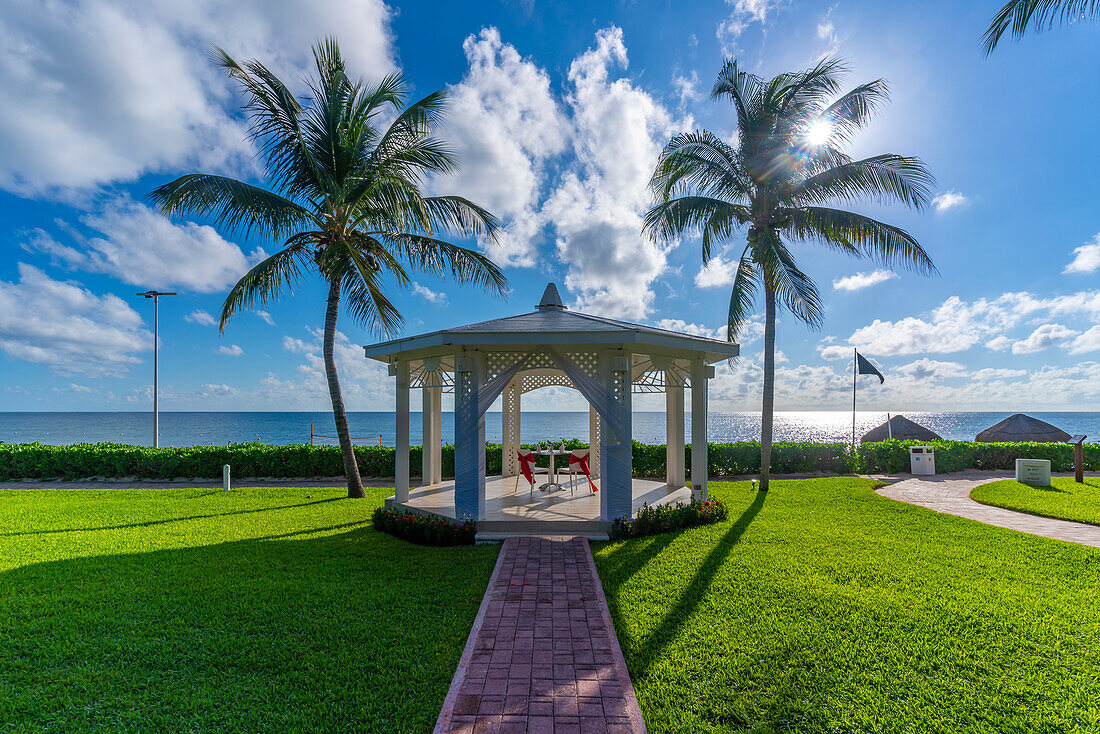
[475,530,609,543]
[474,518,611,542]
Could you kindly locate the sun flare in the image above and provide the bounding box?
[805,118,833,147]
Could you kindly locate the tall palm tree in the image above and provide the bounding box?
[984,0,1100,53]
[150,40,506,498]
[644,57,935,490]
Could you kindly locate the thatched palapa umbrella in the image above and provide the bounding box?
[975,413,1070,443]
[861,415,941,444]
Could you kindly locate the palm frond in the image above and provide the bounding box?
[787,206,938,274]
[984,0,1100,53]
[792,154,934,209]
[727,248,759,341]
[384,233,508,295]
[148,174,316,239]
[642,196,752,263]
[219,234,314,330]
[757,236,825,329]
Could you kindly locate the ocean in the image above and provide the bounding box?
[1,411,1097,447]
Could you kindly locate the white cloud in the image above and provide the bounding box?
[27,198,265,292]
[215,344,244,356]
[695,255,738,289]
[0,0,397,196]
[1065,233,1100,274]
[716,0,779,54]
[652,319,724,340]
[185,310,219,327]
[254,310,275,326]
[832,269,897,291]
[985,335,1012,351]
[1068,325,1100,354]
[932,190,969,212]
[672,70,702,108]
[274,327,393,409]
[0,264,148,376]
[543,26,685,319]
[819,344,851,361]
[894,358,967,380]
[972,367,1027,380]
[1011,323,1078,354]
[412,282,448,304]
[433,27,568,267]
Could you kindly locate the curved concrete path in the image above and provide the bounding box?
[875,471,1100,548]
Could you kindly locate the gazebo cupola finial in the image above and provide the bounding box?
[536,282,567,310]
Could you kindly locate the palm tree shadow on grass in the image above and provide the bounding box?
[607,490,768,680]
[3,497,341,537]
[0,524,496,732]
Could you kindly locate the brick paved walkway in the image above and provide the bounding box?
[875,471,1100,547]
[435,537,646,734]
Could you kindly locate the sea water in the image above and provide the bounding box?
[1,411,1097,447]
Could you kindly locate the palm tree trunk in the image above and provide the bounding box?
[323,277,366,498]
[759,282,777,491]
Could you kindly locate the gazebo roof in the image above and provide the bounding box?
[975,413,1071,443]
[363,283,740,363]
[860,415,942,444]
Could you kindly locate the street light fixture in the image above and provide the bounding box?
[136,290,177,448]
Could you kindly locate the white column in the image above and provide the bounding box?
[690,359,709,501]
[430,385,442,485]
[395,360,410,503]
[454,350,486,520]
[600,349,633,520]
[665,371,685,488]
[422,384,442,486]
[588,404,601,480]
[502,379,521,477]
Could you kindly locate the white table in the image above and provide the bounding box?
[535,449,570,492]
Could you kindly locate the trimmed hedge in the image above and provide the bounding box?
[608,497,729,540]
[855,439,1100,474]
[372,507,477,545]
[1,438,1096,480]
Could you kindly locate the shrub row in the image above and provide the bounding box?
[1,438,1096,480]
[371,507,477,546]
[609,497,729,540]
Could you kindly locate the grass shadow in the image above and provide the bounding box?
[612,489,768,680]
[2,497,341,537]
[0,522,498,732]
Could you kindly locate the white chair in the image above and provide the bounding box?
[514,448,549,493]
[560,449,590,494]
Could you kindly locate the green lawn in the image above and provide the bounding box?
[592,478,1100,733]
[972,476,1100,526]
[0,486,499,733]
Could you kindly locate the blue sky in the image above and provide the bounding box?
[2,0,1100,412]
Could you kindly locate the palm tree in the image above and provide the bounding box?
[984,0,1100,53]
[644,57,935,490]
[149,40,506,498]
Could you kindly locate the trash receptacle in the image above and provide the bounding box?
[909,446,935,475]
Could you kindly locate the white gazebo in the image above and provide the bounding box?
[363,283,739,538]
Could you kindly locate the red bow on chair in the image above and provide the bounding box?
[569,452,598,493]
[517,451,535,485]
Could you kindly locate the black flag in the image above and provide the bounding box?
[856,351,884,384]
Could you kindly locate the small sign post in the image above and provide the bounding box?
[1069,435,1087,484]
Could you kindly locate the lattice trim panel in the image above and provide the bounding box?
[484,351,599,381]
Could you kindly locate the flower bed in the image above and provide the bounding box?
[608,497,729,540]
[371,507,477,546]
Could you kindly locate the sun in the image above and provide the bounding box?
[805,118,833,147]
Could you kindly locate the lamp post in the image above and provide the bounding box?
[136,291,176,448]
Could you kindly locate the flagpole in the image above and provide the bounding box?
[851,348,857,449]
